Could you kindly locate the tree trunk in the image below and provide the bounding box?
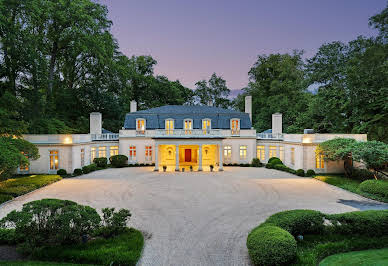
[48,42,58,96]
[343,158,353,178]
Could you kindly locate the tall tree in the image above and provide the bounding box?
[194,73,231,108]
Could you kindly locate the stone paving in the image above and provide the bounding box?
[0,167,387,266]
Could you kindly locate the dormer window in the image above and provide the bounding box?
[136,118,146,135]
[165,119,174,135]
[202,119,211,134]
[231,118,240,135]
[184,119,193,134]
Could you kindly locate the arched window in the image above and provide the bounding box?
[136,118,146,135]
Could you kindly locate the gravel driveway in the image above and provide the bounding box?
[1,167,387,266]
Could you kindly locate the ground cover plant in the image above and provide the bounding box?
[0,175,62,204]
[247,209,388,266]
[319,248,388,266]
[0,199,143,266]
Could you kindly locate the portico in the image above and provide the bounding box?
[154,140,223,172]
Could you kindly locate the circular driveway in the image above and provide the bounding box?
[0,167,386,265]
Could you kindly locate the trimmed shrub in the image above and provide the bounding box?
[0,199,101,248]
[273,164,296,174]
[264,209,325,236]
[351,168,376,181]
[251,158,262,167]
[265,163,274,169]
[359,180,388,198]
[57,169,67,175]
[93,157,107,168]
[0,194,13,204]
[109,154,128,168]
[73,168,83,176]
[306,169,316,176]
[268,157,283,165]
[247,225,297,266]
[95,208,132,238]
[296,169,305,177]
[89,163,97,171]
[0,228,17,244]
[327,210,388,237]
[0,175,61,197]
[82,165,91,174]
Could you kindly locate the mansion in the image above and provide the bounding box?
[21,96,366,174]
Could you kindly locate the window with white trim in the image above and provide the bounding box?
[184,119,192,134]
[269,146,277,158]
[98,146,106,158]
[129,146,136,162]
[81,149,85,167]
[136,119,146,135]
[224,146,232,161]
[110,146,118,156]
[145,146,152,162]
[256,145,265,161]
[239,145,247,160]
[291,148,295,165]
[202,119,211,134]
[165,119,174,135]
[231,119,240,135]
[316,153,324,169]
[91,147,96,162]
[49,150,59,170]
[279,146,284,161]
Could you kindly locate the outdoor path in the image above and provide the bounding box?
[1,167,387,266]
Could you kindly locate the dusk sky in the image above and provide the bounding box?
[98,0,386,94]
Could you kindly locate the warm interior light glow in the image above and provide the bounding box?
[302,137,312,143]
[64,137,72,144]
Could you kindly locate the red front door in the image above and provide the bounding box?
[185,149,191,162]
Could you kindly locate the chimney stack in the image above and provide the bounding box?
[90,112,102,135]
[207,100,213,107]
[245,96,252,122]
[272,113,282,134]
[130,100,137,113]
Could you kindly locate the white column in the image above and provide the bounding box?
[218,144,223,171]
[175,144,180,171]
[198,144,203,171]
[264,144,269,163]
[154,144,159,171]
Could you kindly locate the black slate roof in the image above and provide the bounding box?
[123,105,252,130]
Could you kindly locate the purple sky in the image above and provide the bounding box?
[98,0,385,94]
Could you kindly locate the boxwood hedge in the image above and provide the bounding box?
[359,180,388,199]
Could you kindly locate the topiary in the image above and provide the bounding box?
[89,163,97,171]
[359,180,388,199]
[247,225,297,266]
[93,157,107,168]
[82,165,91,174]
[109,155,128,168]
[264,209,325,236]
[268,157,283,165]
[306,169,316,177]
[265,163,274,169]
[57,169,67,176]
[296,169,305,177]
[73,168,83,176]
[251,158,262,167]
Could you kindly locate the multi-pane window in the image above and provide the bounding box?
[316,153,325,169]
[136,119,145,135]
[91,147,96,162]
[110,146,119,157]
[98,146,106,158]
[269,146,277,158]
[279,146,284,161]
[256,145,265,161]
[231,119,240,135]
[145,146,152,162]
[224,146,232,160]
[184,119,192,134]
[239,145,247,160]
[202,119,211,134]
[291,148,295,165]
[81,149,85,167]
[49,150,59,170]
[129,146,136,162]
[165,119,174,134]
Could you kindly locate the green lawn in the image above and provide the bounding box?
[0,262,91,266]
[319,248,388,266]
[0,175,62,204]
[314,175,388,203]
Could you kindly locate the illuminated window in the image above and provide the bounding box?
[184,119,192,134]
[231,119,240,135]
[145,146,152,162]
[269,146,277,158]
[256,145,265,161]
[291,148,295,165]
[239,145,247,160]
[110,146,119,156]
[224,146,232,160]
[129,146,136,162]
[91,147,96,162]
[19,152,29,172]
[98,146,106,158]
[279,146,284,161]
[165,119,174,134]
[49,150,59,170]
[202,119,211,134]
[136,119,146,134]
[316,153,325,169]
[81,149,85,167]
